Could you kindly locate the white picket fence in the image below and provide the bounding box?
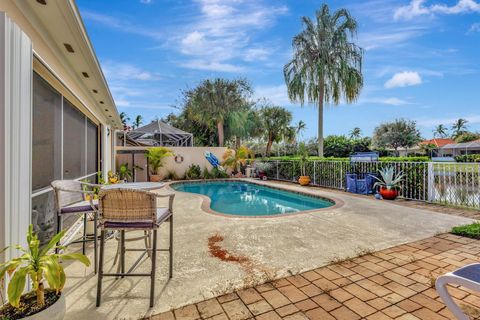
[264,160,480,209]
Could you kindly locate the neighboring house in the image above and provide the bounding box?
[125,120,193,147]
[394,138,455,156]
[0,0,122,264]
[440,139,480,156]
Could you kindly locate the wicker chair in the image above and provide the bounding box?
[51,180,101,273]
[96,188,174,307]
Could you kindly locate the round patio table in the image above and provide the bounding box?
[101,182,165,191]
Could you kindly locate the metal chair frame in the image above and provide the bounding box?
[96,189,174,308]
[51,180,101,273]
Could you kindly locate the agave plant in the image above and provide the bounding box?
[253,161,272,173]
[373,166,404,190]
[0,225,90,308]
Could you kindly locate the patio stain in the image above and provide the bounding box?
[208,234,249,264]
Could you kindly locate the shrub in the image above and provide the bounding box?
[202,167,212,179]
[451,222,480,239]
[211,167,229,178]
[455,154,480,163]
[165,170,180,180]
[185,164,201,180]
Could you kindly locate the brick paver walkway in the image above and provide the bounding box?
[151,234,480,320]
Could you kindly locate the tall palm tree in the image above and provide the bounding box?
[296,120,307,139]
[133,115,143,129]
[451,118,468,139]
[284,4,364,157]
[260,106,293,156]
[349,127,361,139]
[433,124,448,138]
[226,108,262,149]
[191,78,252,146]
[119,112,130,127]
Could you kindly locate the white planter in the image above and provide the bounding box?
[23,293,65,320]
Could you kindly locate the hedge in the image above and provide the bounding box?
[265,156,429,162]
[454,154,480,163]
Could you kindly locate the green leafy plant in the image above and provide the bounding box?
[253,161,272,173]
[165,170,179,181]
[185,164,202,180]
[145,147,174,175]
[373,166,404,190]
[0,225,90,308]
[297,142,309,176]
[222,146,254,173]
[452,222,480,239]
[116,163,143,181]
[211,167,229,179]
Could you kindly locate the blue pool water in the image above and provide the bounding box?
[171,181,334,216]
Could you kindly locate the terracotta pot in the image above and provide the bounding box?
[149,174,162,182]
[298,176,311,186]
[379,186,399,200]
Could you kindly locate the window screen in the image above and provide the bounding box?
[63,99,86,179]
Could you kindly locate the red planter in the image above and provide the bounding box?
[379,187,399,200]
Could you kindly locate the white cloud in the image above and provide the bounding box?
[394,0,480,20]
[254,85,291,105]
[140,0,152,3]
[175,0,288,71]
[359,26,426,50]
[416,115,480,127]
[468,22,480,33]
[361,97,412,106]
[384,71,422,88]
[102,62,161,81]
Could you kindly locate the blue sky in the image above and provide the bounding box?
[77,0,480,140]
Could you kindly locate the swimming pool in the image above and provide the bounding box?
[170,181,335,216]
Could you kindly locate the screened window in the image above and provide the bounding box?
[87,119,99,174]
[32,73,62,191]
[63,99,87,179]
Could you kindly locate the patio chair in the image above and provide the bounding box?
[51,180,101,273]
[96,188,174,307]
[436,263,480,320]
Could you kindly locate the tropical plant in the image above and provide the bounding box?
[188,78,252,147]
[349,127,362,139]
[202,167,212,179]
[132,115,143,129]
[211,167,229,179]
[222,146,254,174]
[455,132,480,143]
[451,118,468,139]
[165,170,179,180]
[295,120,307,138]
[297,142,309,176]
[225,108,262,149]
[185,164,202,180]
[0,225,89,309]
[145,147,173,175]
[119,112,130,126]
[253,161,272,173]
[372,119,422,154]
[117,163,133,181]
[373,167,404,190]
[433,124,448,138]
[259,106,293,156]
[107,171,119,184]
[284,4,364,157]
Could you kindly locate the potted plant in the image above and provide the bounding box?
[373,166,404,200]
[145,147,173,182]
[0,225,90,320]
[222,146,254,177]
[253,161,271,180]
[297,142,310,186]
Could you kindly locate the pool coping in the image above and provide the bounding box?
[165,178,344,218]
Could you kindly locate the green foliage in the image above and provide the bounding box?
[211,167,229,179]
[451,222,480,239]
[454,154,480,163]
[222,146,254,173]
[373,119,422,151]
[201,167,212,179]
[259,106,293,156]
[455,132,480,143]
[0,225,89,308]
[323,135,371,157]
[297,142,309,176]
[117,163,132,181]
[145,147,173,175]
[451,118,469,139]
[165,170,180,180]
[265,156,429,162]
[185,164,202,180]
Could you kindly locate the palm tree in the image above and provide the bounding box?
[451,118,468,139]
[133,115,143,129]
[119,112,130,126]
[260,106,293,156]
[349,127,361,139]
[191,78,252,146]
[284,4,364,157]
[433,124,448,138]
[296,120,307,139]
[226,108,262,149]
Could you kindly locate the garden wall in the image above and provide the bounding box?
[115,146,230,181]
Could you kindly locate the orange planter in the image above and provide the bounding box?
[149,174,162,182]
[379,187,399,200]
[298,176,311,186]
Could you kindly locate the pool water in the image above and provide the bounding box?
[171,181,334,216]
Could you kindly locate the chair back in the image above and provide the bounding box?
[98,189,157,222]
[51,180,85,209]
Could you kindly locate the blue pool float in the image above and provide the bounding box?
[204,151,225,171]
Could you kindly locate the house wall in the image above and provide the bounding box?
[115,147,231,181]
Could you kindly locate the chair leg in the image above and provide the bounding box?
[93,213,98,274]
[120,230,125,278]
[144,231,151,258]
[169,216,173,278]
[96,230,105,307]
[150,229,157,308]
[55,214,62,254]
[82,212,87,255]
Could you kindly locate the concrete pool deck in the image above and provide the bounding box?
[63,179,473,320]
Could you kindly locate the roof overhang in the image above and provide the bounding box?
[14,0,122,129]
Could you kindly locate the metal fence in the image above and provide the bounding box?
[263,160,480,208]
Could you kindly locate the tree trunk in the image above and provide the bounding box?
[266,138,273,157]
[37,282,45,306]
[235,136,241,149]
[217,121,224,147]
[318,81,325,157]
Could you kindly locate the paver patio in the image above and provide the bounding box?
[151,234,480,320]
